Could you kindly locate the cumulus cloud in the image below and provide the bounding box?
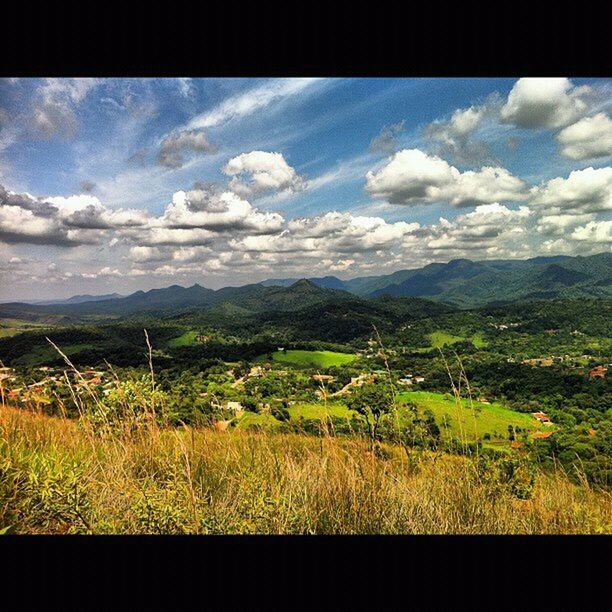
[426,203,531,252]
[160,189,284,234]
[421,78,604,165]
[130,227,216,247]
[3,162,610,287]
[46,194,150,230]
[570,220,612,243]
[0,204,72,245]
[556,113,612,160]
[156,129,218,168]
[529,167,612,215]
[500,78,590,129]
[223,151,305,198]
[365,149,527,206]
[231,211,420,258]
[536,213,597,237]
[0,185,147,246]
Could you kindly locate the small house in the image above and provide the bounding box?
[588,366,607,380]
[225,401,244,413]
[533,431,554,440]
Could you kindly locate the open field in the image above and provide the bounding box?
[234,394,540,445]
[396,391,544,442]
[1,406,609,534]
[0,318,48,339]
[429,331,464,348]
[235,411,280,430]
[235,402,353,431]
[428,330,487,349]
[266,349,357,368]
[167,331,199,347]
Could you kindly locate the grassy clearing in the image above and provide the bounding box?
[396,391,543,442]
[266,349,357,368]
[167,331,199,348]
[428,330,488,349]
[0,318,47,339]
[1,406,609,534]
[0,328,24,339]
[472,332,487,348]
[235,411,280,430]
[235,402,353,431]
[429,331,464,348]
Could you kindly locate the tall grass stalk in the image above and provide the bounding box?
[1,406,609,534]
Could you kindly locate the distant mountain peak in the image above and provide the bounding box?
[447,258,474,267]
[290,278,317,289]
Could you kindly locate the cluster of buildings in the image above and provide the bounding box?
[1,365,112,406]
[398,373,425,385]
[532,411,554,426]
[488,322,521,330]
[521,356,609,380]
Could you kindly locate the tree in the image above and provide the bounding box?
[346,383,394,447]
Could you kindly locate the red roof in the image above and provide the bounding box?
[533,431,554,439]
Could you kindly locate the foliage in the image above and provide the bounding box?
[346,383,394,444]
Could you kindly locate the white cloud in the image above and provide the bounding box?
[186,78,323,130]
[426,203,531,252]
[46,194,150,229]
[500,78,590,129]
[156,129,218,168]
[231,211,420,258]
[536,213,597,237]
[223,151,305,198]
[529,167,612,215]
[132,227,216,247]
[423,102,503,165]
[570,220,612,243]
[159,189,284,234]
[365,149,527,206]
[0,205,66,243]
[556,113,612,160]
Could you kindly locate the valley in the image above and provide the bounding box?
[0,257,610,499]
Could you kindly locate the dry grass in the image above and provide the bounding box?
[1,405,610,534]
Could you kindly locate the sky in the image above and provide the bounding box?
[0,77,610,300]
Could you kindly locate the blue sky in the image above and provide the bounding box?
[0,77,610,299]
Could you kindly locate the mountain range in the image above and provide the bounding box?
[262,253,611,307]
[0,252,609,321]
